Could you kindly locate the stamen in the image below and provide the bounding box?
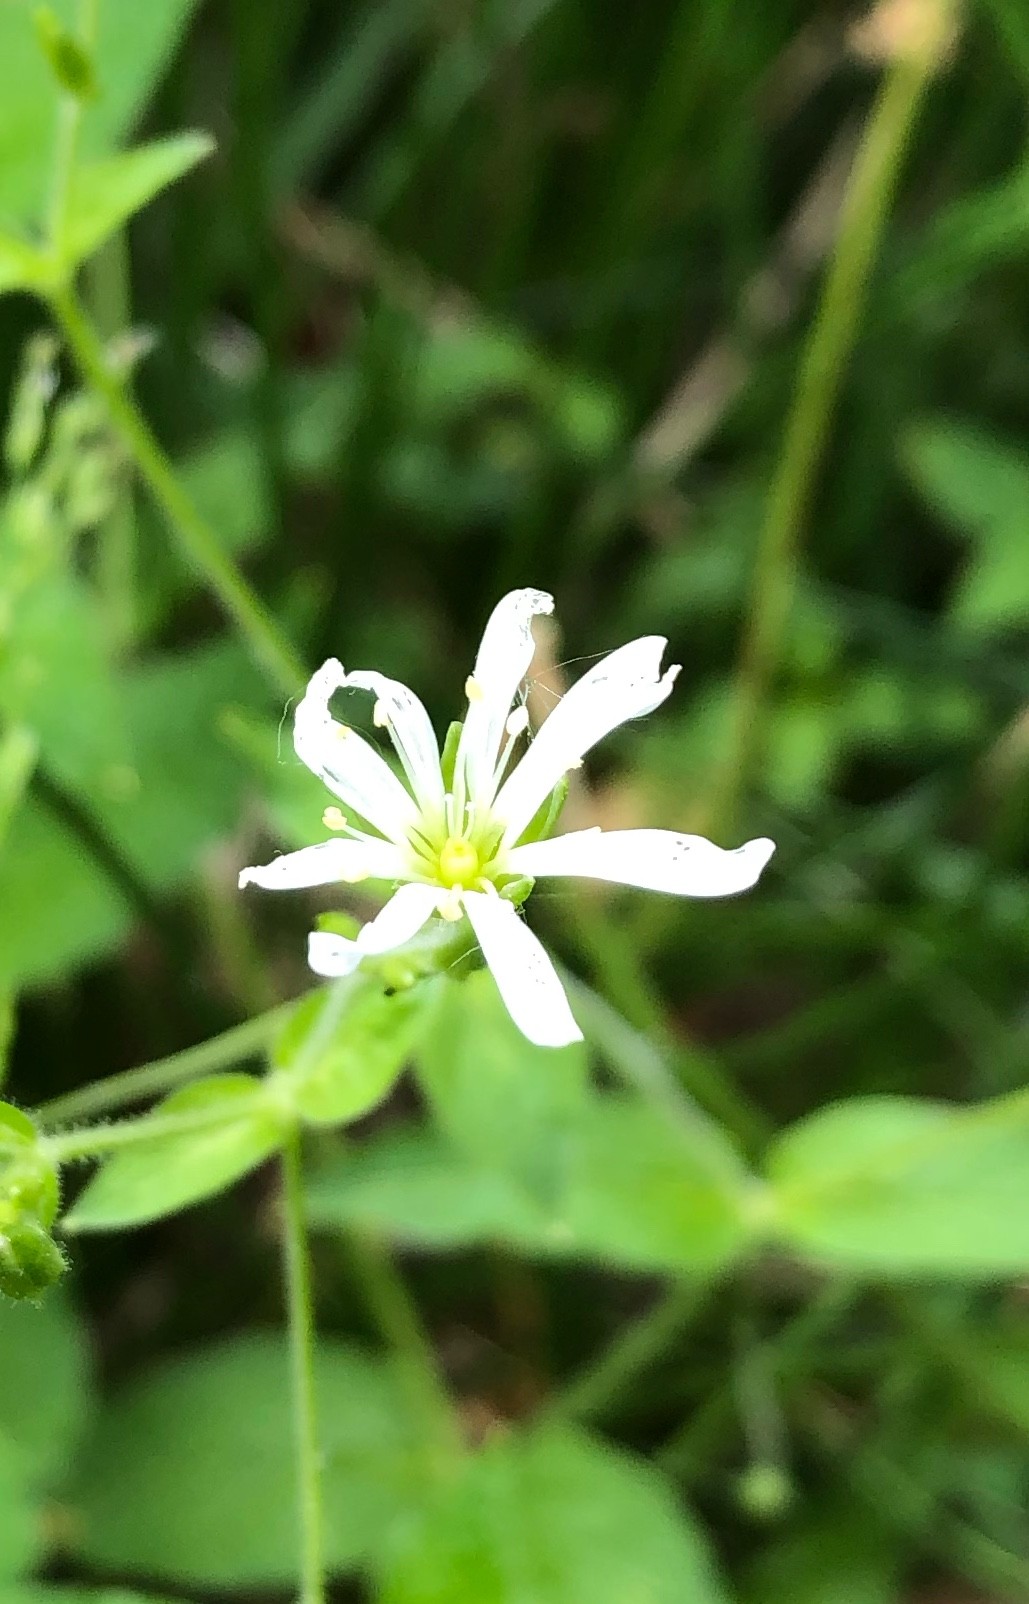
[322,806,348,831]
[372,699,389,728]
[506,705,529,738]
[465,675,484,703]
[437,890,464,922]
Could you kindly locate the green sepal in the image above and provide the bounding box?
[34,7,98,99]
[315,910,361,941]
[0,1214,66,1300]
[516,774,568,846]
[0,1103,38,1153]
[0,1102,59,1225]
[439,719,464,791]
[498,875,534,908]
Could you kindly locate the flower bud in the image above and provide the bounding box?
[0,1213,66,1301]
[0,1102,65,1300]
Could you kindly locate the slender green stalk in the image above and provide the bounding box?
[347,1228,463,1468]
[47,285,306,700]
[711,54,933,830]
[85,234,138,653]
[557,1278,712,1422]
[35,1001,294,1125]
[659,1279,858,1479]
[281,1129,327,1604]
[47,0,98,263]
[43,1098,269,1164]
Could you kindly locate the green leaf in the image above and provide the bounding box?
[68,1334,423,1588]
[63,133,214,267]
[97,640,266,893]
[741,1502,900,1604]
[901,417,1029,630]
[0,1290,90,1484]
[272,979,429,1126]
[0,0,202,227]
[0,573,131,797]
[379,1423,729,1604]
[0,726,38,850]
[0,1438,38,1581]
[0,233,46,298]
[415,971,589,1202]
[768,1093,1029,1278]
[0,798,130,991]
[960,1316,1029,1437]
[309,1095,751,1274]
[64,1075,288,1232]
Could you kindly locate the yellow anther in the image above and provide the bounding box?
[372,699,389,728]
[438,835,480,888]
[322,806,348,831]
[465,675,485,704]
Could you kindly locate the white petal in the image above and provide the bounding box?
[352,882,440,955]
[455,588,553,808]
[508,829,776,897]
[494,636,679,844]
[294,659,419,844]
[308,929,361,977]
[239,838,409,891]
[463,890,582,1048]
[339,669,445,818]
[306,881,441,980]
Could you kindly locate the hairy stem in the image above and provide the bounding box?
[35,1001,295,1125]
[44,1099,271,1164]
[281,1129,327,1604]
[557,1278,713,1422]
[47,284,306,700]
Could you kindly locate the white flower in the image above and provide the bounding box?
[239,589,775,1049]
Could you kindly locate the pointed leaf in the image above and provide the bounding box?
[272,979,429,1127]
[309,1095,752,1275]
[0,233,46,297]
[63,133,214,265]
[768,1093,1029,1277]
[416,970,588,1202]
[64,1075,287,1232]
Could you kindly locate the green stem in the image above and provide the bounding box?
[47,0,98,263]
[658,1278,858,1479]
[711,55,933,830]
[557,1278,712,1422]
[281,1129,326,1604]
[347,1228,463,1467]
[44,1098,268,1164]
[35,1000,294,1126]
[46,284,306,700]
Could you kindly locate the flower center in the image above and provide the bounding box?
[437,836,481,888]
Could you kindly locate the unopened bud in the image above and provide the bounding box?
[34,7,98,99]
[0,1215,66,1301]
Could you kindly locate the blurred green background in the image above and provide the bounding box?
[2,0,1029,1599]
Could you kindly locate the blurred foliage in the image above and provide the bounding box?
[2,0,1029,1601]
